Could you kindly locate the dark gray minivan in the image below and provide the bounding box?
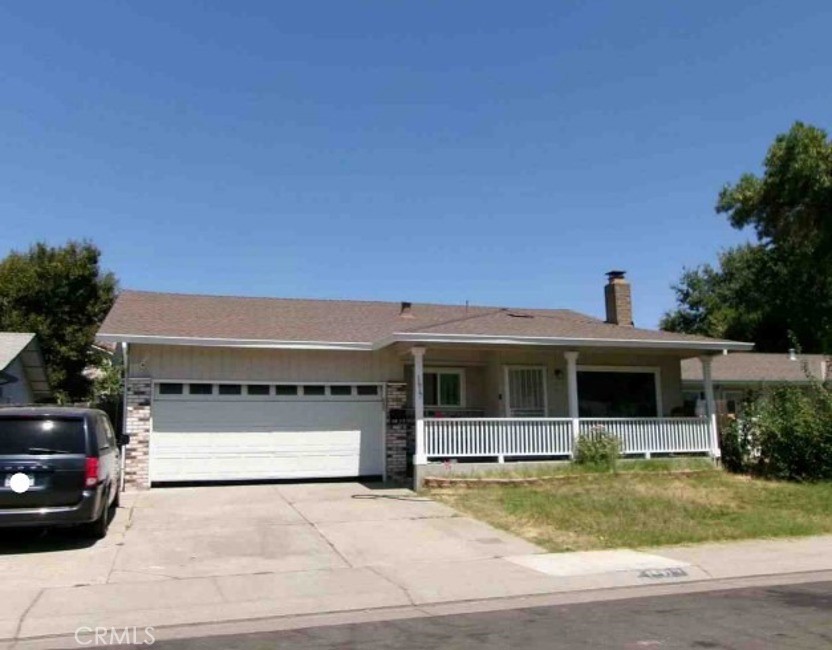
[0,407,126,538]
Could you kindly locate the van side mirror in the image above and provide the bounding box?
[118,434,131,447]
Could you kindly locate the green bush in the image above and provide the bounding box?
[573,429,621,471]
[722,382,832,481]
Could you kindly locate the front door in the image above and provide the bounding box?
[505,367,547,417]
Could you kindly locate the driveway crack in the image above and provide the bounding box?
[105,494,138,583]
[13,588,44,641]
[282,497,354,569]
[366,565,418,607]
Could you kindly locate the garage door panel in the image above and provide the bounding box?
[150,431,367,481]
[150,392,384,482]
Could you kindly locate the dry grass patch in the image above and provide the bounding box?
[429,470,832,551]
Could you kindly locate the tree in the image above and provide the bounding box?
[0,241,117,402]
[660,244,777,344]
[662,122,832,351]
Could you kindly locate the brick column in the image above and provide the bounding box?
[385,382,411,484]
[124,378,152,490]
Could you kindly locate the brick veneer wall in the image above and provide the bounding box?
[385,382,412,484]
[124,377,152,490]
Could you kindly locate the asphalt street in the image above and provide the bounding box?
[132,579,832,650]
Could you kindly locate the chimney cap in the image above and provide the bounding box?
[606,270,627,282]
[400,301,414,318]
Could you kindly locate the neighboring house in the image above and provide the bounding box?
[97,272,752,489]
[0,333,50,405]
[681,351,829,415]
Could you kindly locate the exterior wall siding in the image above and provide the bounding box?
[129,344,402,383]
[0,358,34,405]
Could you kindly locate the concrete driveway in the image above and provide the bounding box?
[0,482,547,640]
[3,484,830,644]
[116,482,541,580]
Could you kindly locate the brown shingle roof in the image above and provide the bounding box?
[98,290,750,350]
[681,353,828,383]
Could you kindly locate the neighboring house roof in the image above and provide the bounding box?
[681,353,827,384]
[98,290,752,353]
[0,332,51,399]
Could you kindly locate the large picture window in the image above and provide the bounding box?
[423,370,463,407]
[577,368,659,417]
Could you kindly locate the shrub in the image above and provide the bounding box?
[573,429,621,471]
[722,382,832,481]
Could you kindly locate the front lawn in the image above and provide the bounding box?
[429,467,832,550]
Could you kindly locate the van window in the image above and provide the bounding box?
[97,415,117,450]
[95,416,110,450]
[0,418,87,454]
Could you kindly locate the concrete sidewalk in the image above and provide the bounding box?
[2,485,832,646]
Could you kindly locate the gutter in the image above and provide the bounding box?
[98,331,754,354]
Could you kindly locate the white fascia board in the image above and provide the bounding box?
[96,333,374,351]
[96,331,754,354]
[380,332,755,352]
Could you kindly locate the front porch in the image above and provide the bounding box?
[399,344,720,477]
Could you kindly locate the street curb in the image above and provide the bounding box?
[6,569,832,650]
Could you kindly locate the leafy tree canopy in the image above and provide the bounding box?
[662,123,832,352]
[0,241,117,402]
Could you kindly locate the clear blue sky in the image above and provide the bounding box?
[2,1,830,327]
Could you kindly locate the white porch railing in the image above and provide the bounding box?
[424,418,573,460]
[422,417,713,461]
[577,418,712,456]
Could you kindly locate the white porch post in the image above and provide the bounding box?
[700,355,720,459]
[412,346,427,465]
[564,351,580,454]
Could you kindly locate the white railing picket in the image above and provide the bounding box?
[422,417,712,460]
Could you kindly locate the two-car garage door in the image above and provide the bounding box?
[150,382,384,483]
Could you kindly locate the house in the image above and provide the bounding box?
[681,350,828,416]
[97,272,752,489]
[0,333,50,404]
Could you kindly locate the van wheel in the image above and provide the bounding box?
[84,495,110,539]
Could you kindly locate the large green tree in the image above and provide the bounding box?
[0,241,117,401]
[662,122,832,352]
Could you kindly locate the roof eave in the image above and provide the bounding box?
[96,333,375,351]
[98,331,754,353]
[383,332,754,352]
[20,336,51,399]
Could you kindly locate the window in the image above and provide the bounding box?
[158,383,183,395]
[356,385,379,396]
[0,418,87,454]
[218,384,242,395]
[330,385,352,396]
[303,385,326,396]
[189,384,213,395]
[723,391,745,416]
[424,370,463,407]
[247,385,270,396]
[577,369,659,417]
[275,385,298,396]
[95,415,111,451]
[101,416,117,448]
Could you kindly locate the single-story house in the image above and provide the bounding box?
[0,332,50,405]
[97,272,752,489]
[681,350,829,415]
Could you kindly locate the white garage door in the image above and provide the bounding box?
[150,382,385,482]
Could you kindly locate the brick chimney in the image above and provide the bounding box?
[604,270,633,327]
